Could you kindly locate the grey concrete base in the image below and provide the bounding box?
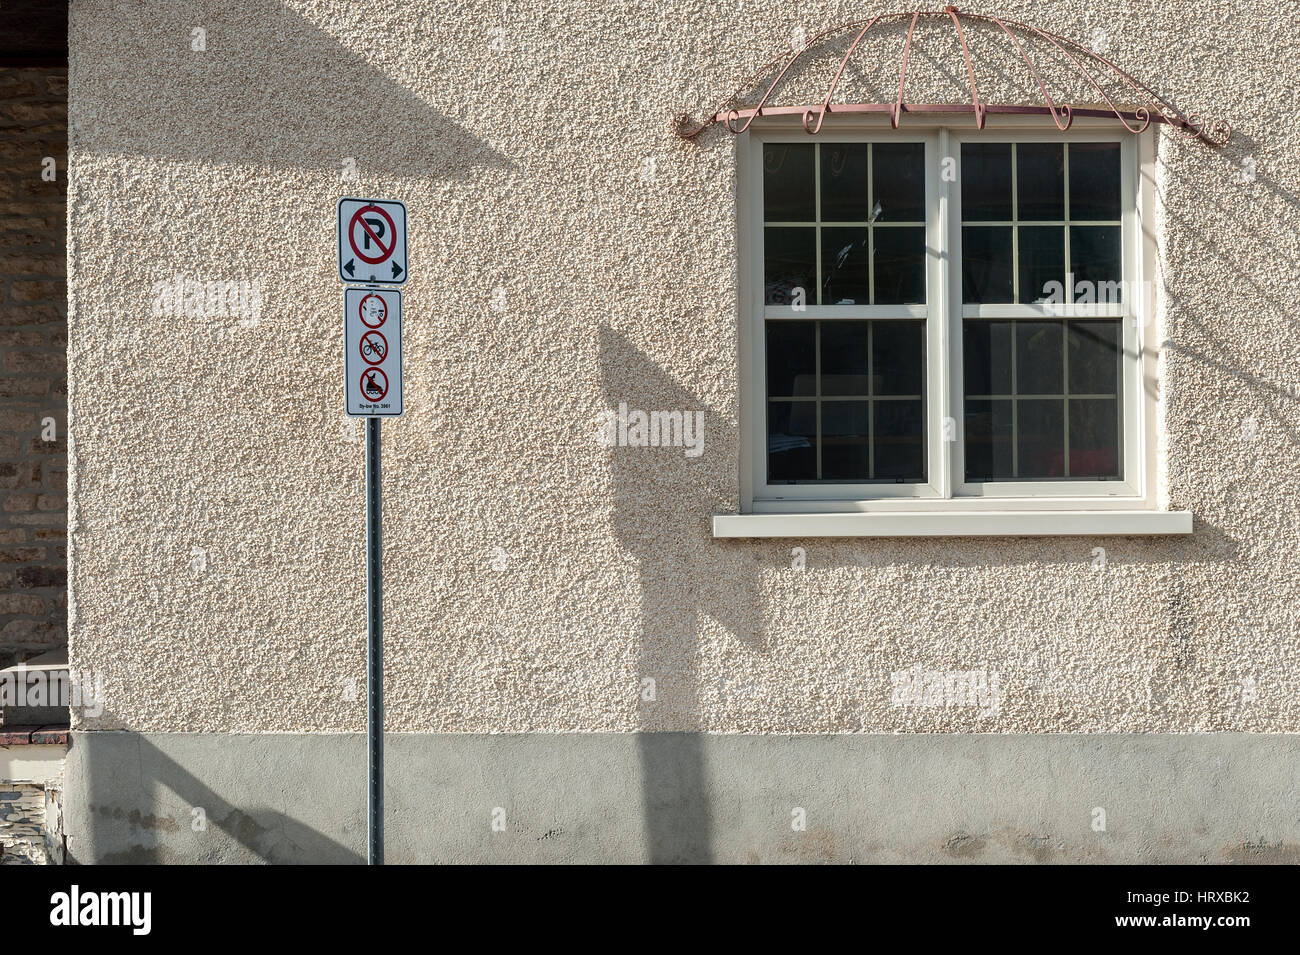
[64,732,1300,864]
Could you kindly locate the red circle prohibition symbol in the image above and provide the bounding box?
[348,204,397,265]
[358,292,387,329]
[360,368,389,402]
[360,330,388,366]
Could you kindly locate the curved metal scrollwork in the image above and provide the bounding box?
[674,6,1230,146]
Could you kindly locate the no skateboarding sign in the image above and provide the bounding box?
[344,287,403,416]
[337,197,408,285]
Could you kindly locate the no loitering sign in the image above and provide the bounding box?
[344,287,403,416]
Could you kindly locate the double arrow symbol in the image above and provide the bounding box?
[343,259,403,280]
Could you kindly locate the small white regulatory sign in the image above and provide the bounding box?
[337,197,408,285]
[344,287,403,416]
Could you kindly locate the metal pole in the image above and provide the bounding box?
[366,415,383,864]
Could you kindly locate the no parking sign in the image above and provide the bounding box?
[337,197,408,284]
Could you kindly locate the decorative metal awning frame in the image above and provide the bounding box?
[675,6,1230,146]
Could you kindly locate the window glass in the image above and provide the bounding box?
[763,143,815,220]
[873,227,926,305]
[765,319,926,483]
[763,227,815,306]
[962,142,1123,305]
[819,143,868,221]
[1069,225,1122,294]
[872,143,925,221]
[766,321,816,397]
[1069,142,1121,220]
[763,141,926,307]
[962,226,1013,303]
[767,400,816,481]
[1016,143,1064,220]
[821,227,871,305]
[962,319,1121,481]
[1017,226,1065,305]
[758,137,1129,492]
[960,143,1012,221]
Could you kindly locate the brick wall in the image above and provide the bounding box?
[0,68,66,670]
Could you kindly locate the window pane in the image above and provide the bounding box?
[763,143,815,220]
[820,321,869,396]
[820,143,868,221]
[962,226,1013,303]
[872,320,924,395]
[1067,320,1120,395]
[1068,398,1120,477]
[1017,225,1065,304]
[1017,398,1065,478]
[1069,142,1121,220]
[873,142,925,221]
[872,226,926,304]
[1016,321,1064,395]
[766,321,816,397]
[1016,143,1064,220]
[874,400,924,479]
[821,227,870,305]
[964,399,1012,480]
[1069,225,1122,296]
[767,401,816,481]
[764,227,816,306]
[961,143,1012,221]
[821,401,870,480]
[963,320,1012,395]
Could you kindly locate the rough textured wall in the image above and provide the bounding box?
[67,1,1299,733]
[0,67,67,671]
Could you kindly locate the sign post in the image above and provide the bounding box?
[338,197,407,865]
[365,413,383,865]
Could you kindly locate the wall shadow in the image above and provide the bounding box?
[72,0,511,178]
[70,733,361,864]
[597,325,766,864]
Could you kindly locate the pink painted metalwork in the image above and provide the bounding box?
[990,14,1071,131]
[674,6,1230,146]
[803,16,883,134]
[946,6,985,130]
[892,12,920,128]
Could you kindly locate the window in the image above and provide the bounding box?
[961,142,1123,483]
[739,125,1162,523]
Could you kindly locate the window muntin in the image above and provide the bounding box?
[960,142,1122,305]
[762,140,930,487]
[749,128,1144,507]
[763,142,926,307]
[958,141,1124,482]
[766,319,926,483]
[962,318,1121,481]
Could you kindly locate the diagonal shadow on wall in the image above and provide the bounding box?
[71,0,511,178]
[70,734,362,863]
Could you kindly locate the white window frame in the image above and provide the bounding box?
[725,116,1184,536]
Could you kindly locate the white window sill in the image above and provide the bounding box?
[711,510,1192,538]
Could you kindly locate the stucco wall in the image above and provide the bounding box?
[66,0,1299,735]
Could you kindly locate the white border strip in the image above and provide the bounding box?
[712,510,1192,537]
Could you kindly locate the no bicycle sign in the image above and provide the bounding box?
[344,287,403,416]
[337,197,408,285]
